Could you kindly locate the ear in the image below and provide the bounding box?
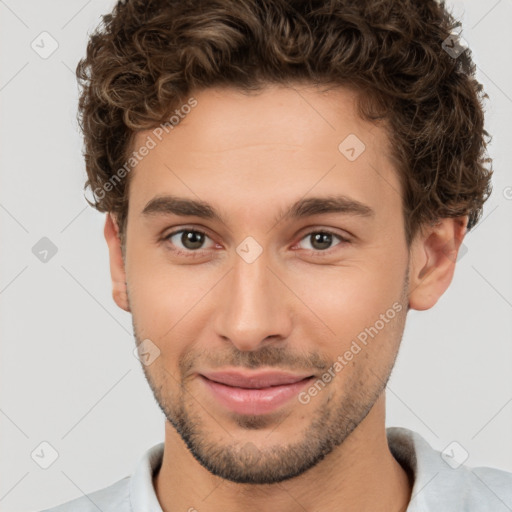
[408,215,468,311]
[104,213,130,312]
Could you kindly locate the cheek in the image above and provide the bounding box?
[314,264,401,301]
[286,254,406,350]
[126,249,220,340]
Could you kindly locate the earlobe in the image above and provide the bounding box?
[408,216,468,311]
[104,213,131,312]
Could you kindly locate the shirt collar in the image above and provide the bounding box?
[129,441,165,512]
[386,426,468,511]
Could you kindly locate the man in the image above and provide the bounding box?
[42,0,512,510]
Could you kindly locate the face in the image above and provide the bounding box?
[110,84,418,484]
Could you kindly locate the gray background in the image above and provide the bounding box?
[0,1,511,510]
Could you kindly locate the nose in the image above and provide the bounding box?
[213,248,293,352]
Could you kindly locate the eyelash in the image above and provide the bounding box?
[162,227,351,258]
[163,228,214,259]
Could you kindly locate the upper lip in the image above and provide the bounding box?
[200,370,314,388]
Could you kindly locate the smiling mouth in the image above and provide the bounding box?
[200,370,315,388]
[198,371,315,415]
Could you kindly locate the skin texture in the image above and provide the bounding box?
[104,84,468,512]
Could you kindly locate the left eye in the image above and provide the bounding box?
[296,231,349,252]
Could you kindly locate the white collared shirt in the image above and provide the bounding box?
[39,427,512,511]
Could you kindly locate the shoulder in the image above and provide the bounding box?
[457,465,512,510]
[428,463,512,511]
[36,442,164,512]
[38,476,131,512]
[387,426,512,511]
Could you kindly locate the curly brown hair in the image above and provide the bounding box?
[76,0,492,249]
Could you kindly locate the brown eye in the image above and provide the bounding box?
[180,230,205,250]
[310,232,333,250]
[297,230,350,252]
[165,229,215,253]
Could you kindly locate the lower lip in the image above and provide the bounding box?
[199,375,314,415]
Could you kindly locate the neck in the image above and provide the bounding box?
[154,394,412,512]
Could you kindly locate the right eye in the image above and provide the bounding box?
[163,228,217,257]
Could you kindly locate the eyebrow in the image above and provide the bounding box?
[141,194,375,225]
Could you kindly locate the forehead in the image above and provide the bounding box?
[127,84,402,231]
